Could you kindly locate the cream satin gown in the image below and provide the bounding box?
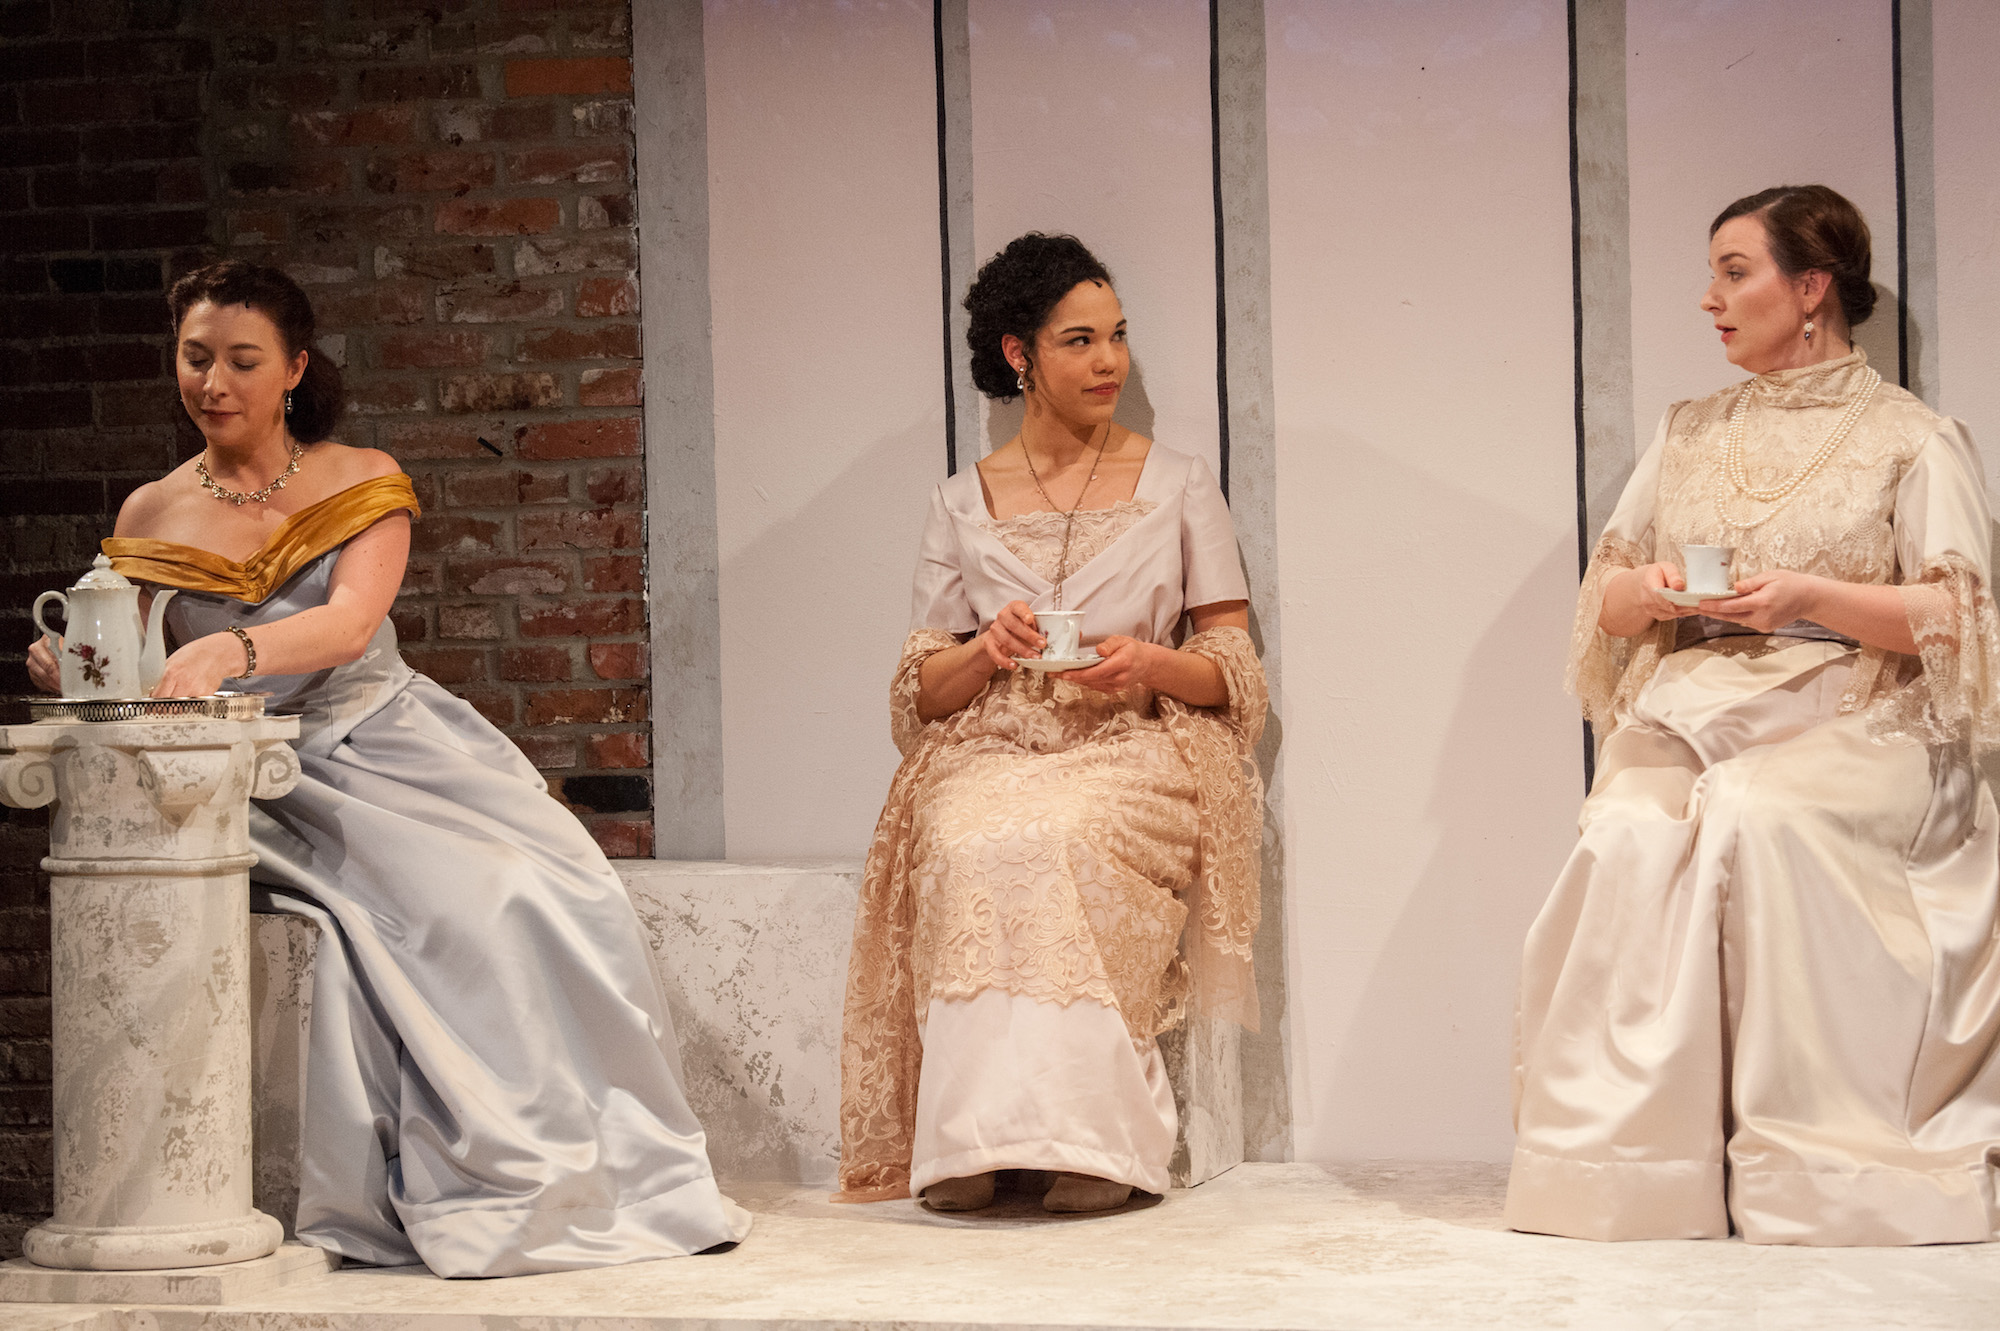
[1508,351,2000,1245]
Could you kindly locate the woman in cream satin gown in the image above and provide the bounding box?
[1508,186,2000,1245]
[34,261,749,1277]
[837,235,1266,1213]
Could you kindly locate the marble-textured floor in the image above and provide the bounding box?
[7,1162,2000,1330]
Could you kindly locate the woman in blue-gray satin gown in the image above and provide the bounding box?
[29,260,750,1278]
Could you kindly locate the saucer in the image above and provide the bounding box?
[1658,588,1742,608]
[1012,652,1101,673]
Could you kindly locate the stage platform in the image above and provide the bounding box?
[4,1162,1999,1330]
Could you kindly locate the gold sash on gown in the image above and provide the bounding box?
[103,474,421,600]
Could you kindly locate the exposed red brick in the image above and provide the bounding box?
[455,686,517,728]
[438,371,560,413]
[438,602,505,641]
[587,642,646,681]
[523,686,645,726]
[375,244,496,282]
[514,734,577,769]
[513,233,632,275]
[402,646,487,684]
[312,283,428,327]
[584,465,643,505]
[410,515,504,556]
[436,282,563,324]
[290,106,418,148]
[520,508,639,552]
[365,149,496,196]
[505,145,627,186]
[516,416,638,460]
[448,556,567,596]
[435,197,558,236]
[383,421,487,460]
[226,209,287,245]
[578,366,641,407]
[582,555,642,593]
[589,731,648,768]
[517,323,638,362]
[503,57,631,97]
[587,818,652,859]
[376,328,489,370]
[517,597,643,638]
[574,275,636,317]
[500,645,572,682]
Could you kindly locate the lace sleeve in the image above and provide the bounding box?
[1567,410,1674,729]
[1871,422,2000,752]
[1568,535,1647,730]
[888,628,964,756]
[1159,625,1266,1031]
[1896,559,2000,751]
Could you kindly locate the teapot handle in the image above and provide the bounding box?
[31,591,66,652]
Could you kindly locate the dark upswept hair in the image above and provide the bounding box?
[1710,184,1876,328]
[167,260,344,443]
[963,233,1114,400]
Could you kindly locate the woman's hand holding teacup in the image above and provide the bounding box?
[1065,635,1155,693]
[1693,569,1820,634]
[26,637,59,694]
[979,600,1045,672]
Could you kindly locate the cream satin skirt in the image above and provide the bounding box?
[1508,640,2000,1245]
[909,990,1177,1196]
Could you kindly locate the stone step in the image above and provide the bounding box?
[8,1165,1998,1329]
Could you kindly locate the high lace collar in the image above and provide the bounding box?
[1744,347,1874,409]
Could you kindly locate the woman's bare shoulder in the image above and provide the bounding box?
[112,463,198,539]
[308,441,403,486]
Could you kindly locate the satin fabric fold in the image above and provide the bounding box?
[145,530,748,1275]
[104,474,420,602]
[1509,642,2000,1245]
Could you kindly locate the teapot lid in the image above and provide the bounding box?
[70,553,135,592]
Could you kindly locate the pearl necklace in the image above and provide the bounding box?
[1711,364,1880,530]
[1020,427,1111,610]
[196,440,305,506]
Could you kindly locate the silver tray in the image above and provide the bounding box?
[19,693,269,723]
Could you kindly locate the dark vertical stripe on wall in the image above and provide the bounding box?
[1892,0,1911,388]
[1567,0,1594,789]
[933,0,960,476]
[1209,0,1231,498]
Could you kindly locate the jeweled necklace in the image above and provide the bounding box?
[196,439,305,506]
[1020,426,1111,610]
[1710,363,1880,530]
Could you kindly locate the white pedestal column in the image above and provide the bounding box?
[0,715,301,1272]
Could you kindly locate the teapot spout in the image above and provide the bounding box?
[140,589,177,693]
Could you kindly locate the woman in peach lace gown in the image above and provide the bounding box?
[1508,186,2000,1245]
[836,235,1266,1214]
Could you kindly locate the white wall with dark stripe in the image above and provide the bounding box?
[638,0,2000,1162]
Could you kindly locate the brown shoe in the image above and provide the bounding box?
[922,1172,997,1211]
[1042,1172,1132,1213]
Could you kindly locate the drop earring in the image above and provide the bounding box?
[1015,363,1034,393]
[284,390,294,415]
[1803,318,1815,344]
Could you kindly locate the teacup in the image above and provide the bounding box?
[1681,544,1737,596]
[1033,610,1086,661]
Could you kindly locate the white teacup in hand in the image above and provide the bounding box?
[1033,610,1086,661]
[1681,545,1736,596]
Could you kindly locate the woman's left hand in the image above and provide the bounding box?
[1695,569,1825,634]
[151,632,251,699]
[1063,635,1157,693]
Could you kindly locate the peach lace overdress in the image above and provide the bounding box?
[1509,349,2000,1246]
[836,448,1266,1201]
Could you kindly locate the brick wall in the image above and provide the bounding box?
[0,0,652,1253]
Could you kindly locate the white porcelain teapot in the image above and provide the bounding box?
[33,555,177,698]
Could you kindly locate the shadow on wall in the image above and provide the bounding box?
[717,408,945,859]
[1853,280,1901,377]
[980,360,1159,458]
[1242,595,1290,1161]
[1315,435,1580,1161]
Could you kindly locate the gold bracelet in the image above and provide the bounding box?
[229,625,257,679]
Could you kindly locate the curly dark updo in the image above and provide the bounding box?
[1710,184,1876,328]
[168,260,345,443]
[964,233,1114,400]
